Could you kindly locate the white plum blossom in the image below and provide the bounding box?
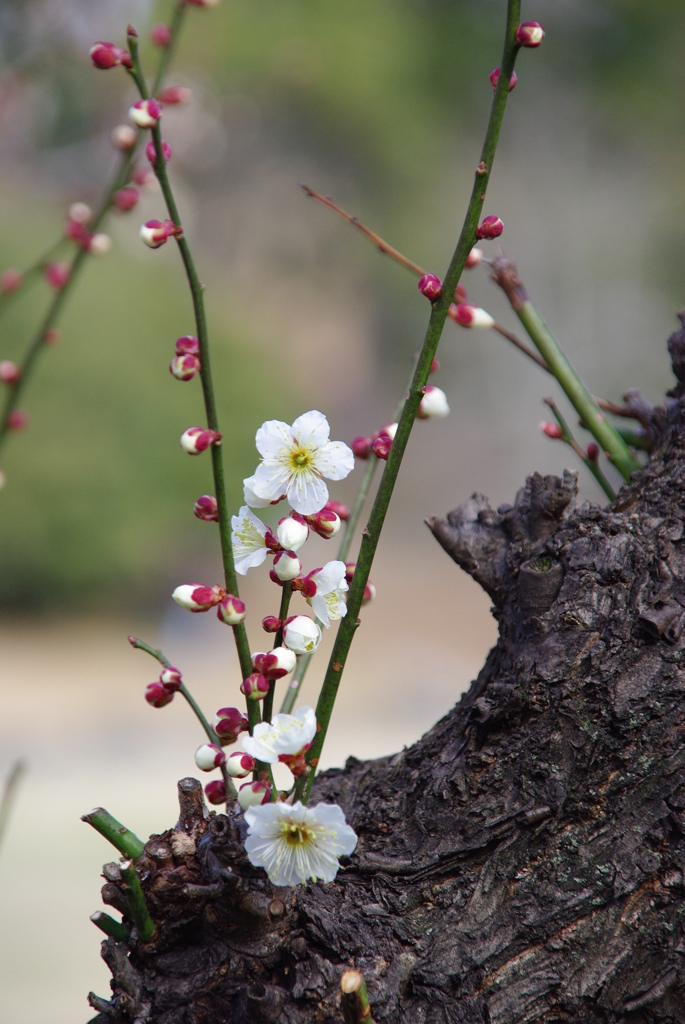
[244,800,357,886]
[243,473,280,508]
[243,706,317,764]
[231,506,270,575]
[283,615,322,654]
[307,561,349,628]
[245,411,354,516]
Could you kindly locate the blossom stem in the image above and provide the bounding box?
[341,970,375,1024]
[263,583,292,723]
[90,911,128,943]
[127,39,254,693]
[81,808,145,860]
[302,0,523,801]
[544,398,616,501]
[120,858,156,941]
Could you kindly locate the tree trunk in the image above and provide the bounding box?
[88,324,685,1024]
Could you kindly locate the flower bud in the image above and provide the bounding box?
[158,85,192,105]
[205,780,226,805]
[185,0,221,6]
[226,752,255,778]
[90,41,131,70]
[7,410,28,431]
[276,514,309,552]
[129,98,162,129]
[44,329,61,345]
[238,781,271,810]
[262,615,281,633]
[140,219,178,249]
[417,273,442,302]
[217,594,247,625]
[450,302,495,329]
[586,442,600,460]
[252,647,297,679]
[323,499,349,521]
[68,202,93,226]
[113,186,140,212]
[0,269,23,293]
[159,666,182,690]
[145,681,174,707]
[194,494,218,521]
[146,139,172,165]
[195,743,227,771]
[539,421,564,440]
[489,67,518,91]
[372,435,392,460]
[180,426,219,454]
[283,615,322,655]
[516,21,545,47]
[44,262,70,290]
[240,673,270,700]
[111,124,137,151]
[0,361,21,385]
[87,233,112,256]
[170,354,201,380]
[363,581,376,604]
[151,23,172,47]
[305,509,341,539]
[418,385,450,419]
[213,707,249,744]
[476,215,504,240]
[175,335,200,356]
[273,549,301,581]
[351,436,373,460]
[132,167,158,189]
[430,356,440,374]
[172,582,224,611]
[465,248,484,268]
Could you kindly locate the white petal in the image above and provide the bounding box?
[251,462,292,503]
[255,419,294,459]
[231,506,269,575]
[290,410,330,448]
[314,440,355,481]
[243,473,276,508]
[286,472,329,516]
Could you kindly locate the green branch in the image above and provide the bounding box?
[81,808,145,860]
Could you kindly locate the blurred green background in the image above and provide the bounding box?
[1,0,684,610]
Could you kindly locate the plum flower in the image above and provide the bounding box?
[244,800,357,886]
[306,560,348,628]
[245,411,354,516]
[242,706,317,764]
[231,506,272,574]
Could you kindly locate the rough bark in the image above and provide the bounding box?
[89,319,685,1024]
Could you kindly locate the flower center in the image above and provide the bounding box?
[292,449,310,468]
[280,821,315,846]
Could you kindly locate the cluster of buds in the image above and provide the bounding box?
[180,425,220,454]
[172,582,246,627]
[63,203,111,256]
[144,665,182,708]
[44,262,71,291]
[146,139,172,166]
[90,41,132,70]
[170,335,201,381]
[213,706,249,745]
[352,422,397,462]
[140,219,181,249]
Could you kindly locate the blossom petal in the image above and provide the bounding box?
[255,419,294,460]
[243,706,317,763]
[231,505,269,575]
[243,473,276,508]
[290,410,330,449]
[286,472,329,516]
[251,462,292,503]
[315,440,355,481]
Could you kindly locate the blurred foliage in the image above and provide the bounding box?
[1,0,684,609]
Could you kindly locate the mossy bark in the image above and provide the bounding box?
[88,322,685,1024]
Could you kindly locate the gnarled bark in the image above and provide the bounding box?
[88,321,685,1024]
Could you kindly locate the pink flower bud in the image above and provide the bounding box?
[226,752,255,778]
[262,615,281,633]
[7,410,29,431]
[273,549,301,581]
[476,215,504,240]
[238,781,271,810]
[194,494,218,521]
[454,283,468,303]
[151,23,172,47]
[305,509,341,539]
[87,233,112,256]
[158,86,192,105]
[417,273,442,302]
[430,356,440,374]
[175,335,200,356]
[0,269,23,293]
[180,426,219,454]
[68,202,93,226]
[363,581,376,604]
[217,594,247,625]
[276,514,309,552]
[324,499,349,521]
[44,262,70,290]
[252,647,297,679]
[351,436,373,460]
[129,98,162,129]
[450,302,495,329]
[205,780,226,805]
[374,422,397,441]
[0,361,21,385]
[195,743,227,771]
[172,582,224,611]
[132,167,158,189]
[65,219,89,246]
[145,681,174,708]
[170,353,201,380]
[240,673,270,700]
[111,124,137,151]
[465,248,484,268]
[90,42,131,70]
[586,442,600,460]
[489,67,518,91]
[282,615,322,655]
[418,385,450,419]
[113,186,140,212]
[516,21,545,47]
[372,435,392,460]
[159,666,182,690]
[44,329,61,345]
[185,0,221,6]
[146,139,172,165]
[291,573,317,599]
[140,219,178,249]
[213,707,249,744]
[539,421,564,440]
